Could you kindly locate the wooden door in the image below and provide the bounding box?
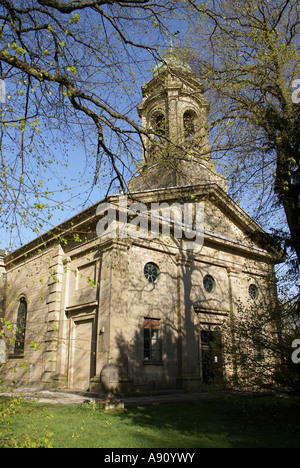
[69,313,96,391]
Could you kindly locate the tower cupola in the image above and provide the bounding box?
[129,50,227,192]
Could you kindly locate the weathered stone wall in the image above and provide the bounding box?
[2,245,60,387]
[0,187,280,394]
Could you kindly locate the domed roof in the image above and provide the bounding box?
[153,50,192,77]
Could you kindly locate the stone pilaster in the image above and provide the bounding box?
[52,256,71,389]
[175,254,201,390]
[42,245,64,386]
[226,266,243,382]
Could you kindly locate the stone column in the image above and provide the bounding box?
[167,79,181,143]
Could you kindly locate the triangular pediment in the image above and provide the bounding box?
[203,196,270,256]
[197,186,283,260]
[127,183,284,262]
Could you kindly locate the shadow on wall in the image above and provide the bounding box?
[107,244,227,394]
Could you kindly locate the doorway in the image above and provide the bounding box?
[200,329,224,384]
[68,310,96,391]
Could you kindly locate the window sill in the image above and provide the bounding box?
[8,353,25,359]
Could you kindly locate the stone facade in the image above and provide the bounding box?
[0,54,283,394]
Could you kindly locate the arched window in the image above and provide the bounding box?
[14,297,27,355]
[183,110,197,140]
[151,111,166,139]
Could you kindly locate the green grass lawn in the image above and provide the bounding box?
[0,393,299,448]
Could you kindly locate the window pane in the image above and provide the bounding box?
[184,110,197,139]
[151,112,165,136]
[144,318,161,361]
[14,299,27,355]
[151,329,161,361]
[144,328,151,360]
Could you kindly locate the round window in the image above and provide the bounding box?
[249,284,259,300]
[144,262,160,283]
[203,275,215,293]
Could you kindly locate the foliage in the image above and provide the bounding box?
[0,0,180,248]
[181,0,300,299]
[221,293,300,392]
[0,395,54,448]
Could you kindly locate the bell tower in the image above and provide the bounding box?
[129,51,227,192]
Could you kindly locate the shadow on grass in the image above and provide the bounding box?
[1,394,300,448]
[118,395,300,448]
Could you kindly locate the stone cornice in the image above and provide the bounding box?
[4,183,284,268]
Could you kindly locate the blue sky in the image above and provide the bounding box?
[0,8,193,251]
[0,4,290,272]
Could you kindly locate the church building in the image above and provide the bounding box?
[0,53,283,394]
